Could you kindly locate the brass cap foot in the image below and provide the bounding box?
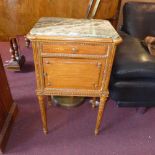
[95,129,99,135]
[43,128,48,135]
[92,104,96,108]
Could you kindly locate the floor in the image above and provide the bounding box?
[0,38,155,155]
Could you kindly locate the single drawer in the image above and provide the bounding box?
[41,41,109,55]
[43,58,105,90]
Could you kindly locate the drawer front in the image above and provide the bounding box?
[43,58,105,90]
[41,42,109,55]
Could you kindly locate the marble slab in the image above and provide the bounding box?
[29,17,120,40]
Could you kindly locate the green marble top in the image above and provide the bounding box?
[28,17,120,40]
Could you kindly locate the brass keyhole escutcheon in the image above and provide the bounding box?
[45,61,50,64]
[47,82,51,86]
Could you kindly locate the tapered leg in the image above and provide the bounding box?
[95,96,107,135]
[92,97,96,108]
[38,95,48,134]
[47,95,53,106]
[25,38,30,48]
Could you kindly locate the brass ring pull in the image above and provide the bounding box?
[72,47,78,53]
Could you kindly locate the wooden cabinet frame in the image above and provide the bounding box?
[29,37,121,135]
[0,56,18,153]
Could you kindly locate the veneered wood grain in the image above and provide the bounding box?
[43,58,105,89]
[42,41,109,55]
[0,0,120,40]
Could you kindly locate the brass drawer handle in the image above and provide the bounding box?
[72,47,78,53]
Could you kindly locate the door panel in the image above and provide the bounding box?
[43,58,105,90]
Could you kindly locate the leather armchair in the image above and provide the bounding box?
[110,2,155,107]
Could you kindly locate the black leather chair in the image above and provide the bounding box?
[110,2,155,107]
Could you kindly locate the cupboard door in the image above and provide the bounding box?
[43,58,105,90]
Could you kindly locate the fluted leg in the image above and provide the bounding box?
[92,97,96,108]
[47,95,53,106]
[38,95,48,134]
[25,38,30,48]
[95,96,107,135]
